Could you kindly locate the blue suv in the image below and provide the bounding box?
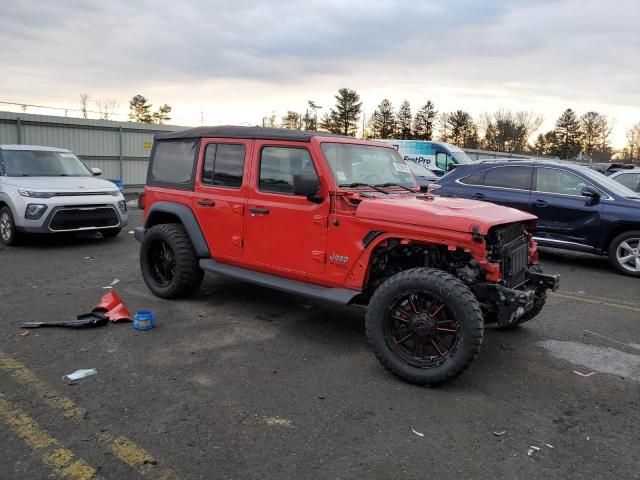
[435,160,640,277]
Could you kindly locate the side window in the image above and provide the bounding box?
[259,146,315,194]
[484,167,533,190]
[459,171,486,186]
[150,140,197,187]
[435,152,450,170]
[202,143,245,188]
[615,173,640,192]
[536,168,588,196]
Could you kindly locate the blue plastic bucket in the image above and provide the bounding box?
[108,179,124,190]
[133,310,156,331]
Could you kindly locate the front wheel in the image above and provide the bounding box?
[365,268,484,386]
[0,206,21,246]
[140,223,203,298]
[608,231,640,277]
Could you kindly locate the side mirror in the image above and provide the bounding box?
[91,167,102,176]
[581,185,600,199]
[293,172,322,203]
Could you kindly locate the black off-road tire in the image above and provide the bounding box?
[140,223,204,298]
[495,293,547,330]
[607,230,640,277]
[0,206,21,246]
[101,227,121,238]
[365,268,484,386]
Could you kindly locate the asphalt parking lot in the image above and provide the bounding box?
[1,208,639,480]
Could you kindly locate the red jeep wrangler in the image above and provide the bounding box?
[135,126,558,385]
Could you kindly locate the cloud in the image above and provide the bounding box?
[0,0,638,145]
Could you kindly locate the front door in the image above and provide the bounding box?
[245,142,329,275]
[193,139,251,258]
[530,166,603,246]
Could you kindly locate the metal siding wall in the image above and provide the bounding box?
[81,158,121,179]
[0,122,18,144]
[0,111,186,186]
[123,158,149,185]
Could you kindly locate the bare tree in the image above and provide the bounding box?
[480,110,542,154]
[97,99,119,120]
[79,93,90,119]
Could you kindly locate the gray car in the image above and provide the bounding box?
[610,167,640,193]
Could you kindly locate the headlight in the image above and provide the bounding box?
[117,200,127,213]
[109,190,121,196]
[25,204,48,220]
[18,190,55,198]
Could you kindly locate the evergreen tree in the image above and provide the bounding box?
[396,101,413,139]
[443,110,479,148]
[281,111,302,130]
[152,104,172,124]
[413,101,437,140]
[370,99,396,139]
[128,94,153,123]
[302,100,321,131]
[325,88,362,136]
[552,108,582,159]
[580,112,612,160]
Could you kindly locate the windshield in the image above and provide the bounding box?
[448,147,473,165]
[407,162,438,179]
[580,166,640,198]
[1,150,92,177]
[321,143,417,189]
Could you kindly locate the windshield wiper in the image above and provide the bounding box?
[374,182,416,193]
[339,182,389,194]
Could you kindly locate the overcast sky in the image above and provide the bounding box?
[1,0,638,146]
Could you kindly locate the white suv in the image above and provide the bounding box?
[0,145,128,246]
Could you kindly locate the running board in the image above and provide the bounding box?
[199,259,360,305]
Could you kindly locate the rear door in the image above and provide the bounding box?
[473,166,533,212]
[530,166,603,247]
[193,139,250,258]
[245,141,329,275]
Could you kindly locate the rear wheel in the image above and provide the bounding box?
[0,206,21,246]
[365,268,484,386]
[140,223,203,298]
[608,231,640,277]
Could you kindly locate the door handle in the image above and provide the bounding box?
[534,199,549,208]
[471,192,485,200]
[198,199,215,207]
[249,207,270,215]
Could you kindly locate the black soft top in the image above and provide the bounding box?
[154,126,349,142]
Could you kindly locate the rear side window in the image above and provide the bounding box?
[615,173,640,192]
[202,143,245,188]
[459,171,486,186]
[259,146,314,194]
[484,166,533,190]
[150,140,197,188]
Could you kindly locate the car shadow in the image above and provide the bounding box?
[15,231,120,249]
[538,246,610,272]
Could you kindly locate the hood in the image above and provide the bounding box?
[2,176,119,193]
[355,194,536,235]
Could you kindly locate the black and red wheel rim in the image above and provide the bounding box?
[148,240,176,287]
[383,291,461,368]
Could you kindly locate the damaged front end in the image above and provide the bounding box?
[473,222,559,328]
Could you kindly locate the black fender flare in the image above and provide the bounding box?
[142,202,210,258]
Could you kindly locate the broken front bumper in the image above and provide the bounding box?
[474,268,560,327]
